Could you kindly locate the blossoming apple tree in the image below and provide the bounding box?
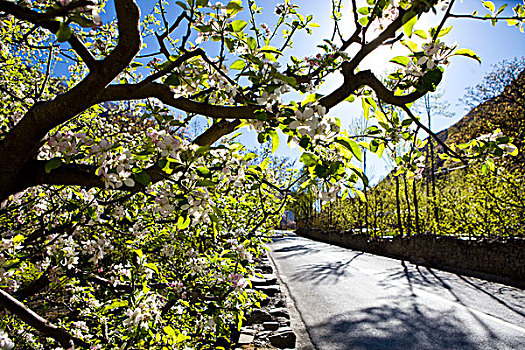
[0,0,523,348]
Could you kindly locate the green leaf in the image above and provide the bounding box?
[254,110,267,121]
[260,45,282,55]
[482,1,495,13]
[495,4,507,16]
[247,37,257,50]
[176,1,188,10]
[227,0,243,15]
[135,171,152,186]
[358,16,369,26]
[176,333,191,343]
[101,300,128,314]
[402,11,417,38]
[269,130,279,154]
[362,97,370,120]
[270,70,297,87]
[454,48,481,64]
[165,74,181,86]
[145,263,160,276]
[177,216,191,230]
[300,152,318,166]
[419,68,443,92]
[357,7,370,15]
[486,158,495,171]
[335,137,362,161]
[56,22,73,42]
[133,249,143,258]
[196,179,216,187]
[437,26,452,37]
[390,56,409,67]
[344,95,355,103]
[301,93,323,106]
[413,29,427,39]
[45,158,62,174]
[196,166,211,178]
[231,19,248,32]
[355,189,366,202]
[230,59,246,70]
[401,40,418,52]
[164,326,176,336]
[260,158,269,170]
[243,152,257,161]
[13,235,25,244]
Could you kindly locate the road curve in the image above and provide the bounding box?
[268,231,525,350]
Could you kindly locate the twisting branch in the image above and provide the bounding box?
[0,289,90,349]
[0,0,142,202]
[319,67,425,112]
[351,0,359,30]
[155,11,190,58]
[99,83,261,120]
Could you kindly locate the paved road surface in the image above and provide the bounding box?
[268,232,525,350]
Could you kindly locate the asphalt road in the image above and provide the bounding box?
[268,231,525,350]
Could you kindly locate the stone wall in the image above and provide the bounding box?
[297,228,525,288]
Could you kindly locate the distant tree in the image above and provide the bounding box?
[463,57,525,108]
[462,57,525,165]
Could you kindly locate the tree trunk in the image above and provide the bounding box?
[413,178,420,235]
[395,175,403,236]
[403,173,412,236]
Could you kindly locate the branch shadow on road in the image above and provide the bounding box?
[455,274,525,318]
[310,301,480,350]
[375,261,525,322]
[269,241,322,259]
[289,252,363,285]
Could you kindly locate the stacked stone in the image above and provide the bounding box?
[235,253,297,349]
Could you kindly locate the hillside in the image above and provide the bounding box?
[425,68,525,171]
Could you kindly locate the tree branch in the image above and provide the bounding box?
[193,119,242,146]
[319,68,425,112]
[0,0,141,202]
[99,83,261,119]
[401,105,468,164]
[0,289,90,349]
[0,0,98,69]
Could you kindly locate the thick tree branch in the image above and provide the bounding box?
[0,0,141,202]
[193,119,242,146]
[358,70,426,105]
[99,83,261,119]
[0,289,90,348]
[319,68,425,111]
[346,8,409,72]
[11,160,165,194]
